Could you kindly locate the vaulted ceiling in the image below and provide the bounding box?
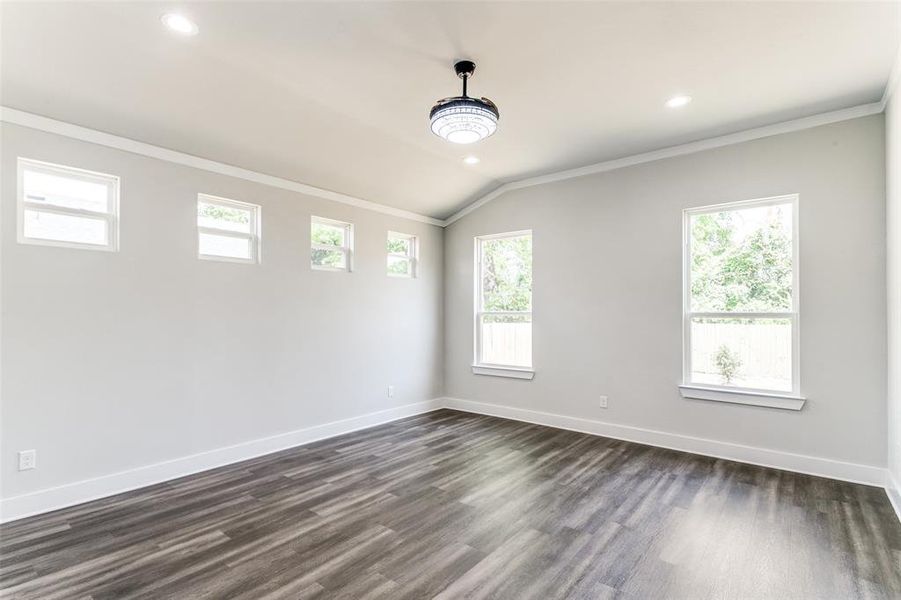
[2,1,898,219]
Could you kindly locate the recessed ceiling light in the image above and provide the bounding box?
[463,156,480,165]
[665,95,692,108]
[161,13,198,36]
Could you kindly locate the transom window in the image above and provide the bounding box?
[18,158,119,251]
[683,195,799,395]
[475,231,533,370]
[311,216,353,271]
[387,231,417,278]
[197,194,260,263]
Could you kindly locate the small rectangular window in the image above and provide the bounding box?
[18,158,119,251]
[311,216,353,271]
[683,195,799,395]
[387,231,417,278]
[197,194,260,263]
[475,231,533,369]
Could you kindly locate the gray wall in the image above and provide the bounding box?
[1,123,444,499]
[2,112,890,505]
[888,93,901,487]
[445,115,887,467]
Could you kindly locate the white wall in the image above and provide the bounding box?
[0,123,444,504]
[888,91,901,497]
[445,115,887,469]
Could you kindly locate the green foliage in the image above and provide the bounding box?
[482,236,532,312]
[691,208,792,312]
[387,238,409,255]
[312,223,343,246]
[311,223,345,267]
[715,345,742,384]
[312,248,344,267]
[198,203,249,225]
[387,257,410,275]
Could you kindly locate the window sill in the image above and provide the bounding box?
[311,264,350,272]
[18,235,118,253]
[199,254,257,265]
[679,385,806,411]
[472,365,535,380]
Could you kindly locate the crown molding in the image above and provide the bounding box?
[1,101,888,230]
[881,39,901,111]
[443,101,883,226]
[0,107,444,227]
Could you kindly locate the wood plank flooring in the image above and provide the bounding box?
[2,409,900,599]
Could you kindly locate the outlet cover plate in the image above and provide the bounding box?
[18,449,36,471]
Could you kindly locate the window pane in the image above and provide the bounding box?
[23,169,110,213]
[388,255,411,277]
[690,317,792,392]
[23,209,108,245]
[198,201,251,233]
[387,236,410,255]
[690,203,793,312]
[312,248,346,269]
[481,235,532,312]
[199,232,252,260]
[480,314,532,367]
[312,222,345,247]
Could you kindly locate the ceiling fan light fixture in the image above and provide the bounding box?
[430,61,499,144]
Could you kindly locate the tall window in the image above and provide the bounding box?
[684,195,799,395]
[475,231,533,372]
[387,231,417,278]
[197,194,260,263]
[311,216,353,271]
[18,158,119,251]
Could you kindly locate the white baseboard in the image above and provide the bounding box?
[886,472,901,524]
[441,397,888,487]
[3,397,895,524]
[0,399,442,523]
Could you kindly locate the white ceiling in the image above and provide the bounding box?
[2,2,898,220]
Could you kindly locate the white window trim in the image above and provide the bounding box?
[678,385,804,410]
[311,216,353,272]
[471,365,536,380]
[17,157,120,252]
[682,194,805,410]
[387,231,418,278]
[197,193,261,264]
[473,230,534,378]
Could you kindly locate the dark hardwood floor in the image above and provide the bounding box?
[1,409,900,599]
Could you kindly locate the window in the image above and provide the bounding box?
[311,216,353,271]
[387,231,417,278]
[197,194,260,263]
[683,195,800,402]
[18,158,119,251]
[475,231,533,377]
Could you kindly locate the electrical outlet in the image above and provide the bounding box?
[599,395,608,409]
[18,449,36,471]
[387,385,395,399]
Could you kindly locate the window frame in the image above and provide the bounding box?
[17,157,120,252]
[197,193,261,264]
[681,194,803,407]
[311,216,354,272]
[473,230,534,378]
[387,231,418,278]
